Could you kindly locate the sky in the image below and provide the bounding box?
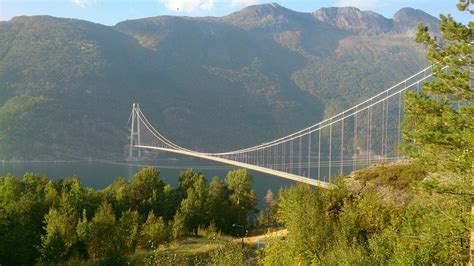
[0,0,471,26]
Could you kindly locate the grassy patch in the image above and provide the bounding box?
[128,236,230,265]
[352,162,427,190]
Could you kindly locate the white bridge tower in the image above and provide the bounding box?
[129,103,141,158]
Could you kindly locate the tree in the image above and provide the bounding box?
[276,184,334,263]
[0,174,50,265]
[140,211,169,249]
[129,167,166,217]
[118,209,140,254]
[178,174,209,234]
[85,203,125,263]
[225,169,258,228]
[161,184,180,221]
[171,211,187,239]
[402,3,473,173]
[402,1,472,262]
[177,169,204,200]
[258,189,278,227]
[38,208,79,264]
[108,177,132,215]
[206,176,231,232]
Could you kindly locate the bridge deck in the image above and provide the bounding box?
[135,145,335,189]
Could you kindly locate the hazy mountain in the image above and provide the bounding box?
[0,3,438,160]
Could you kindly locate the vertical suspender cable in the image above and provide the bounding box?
[329,124,332,181]
[368,106,372,166]
[308,132,311,178]
[340,118,344,175]
[397,92,402,160]
[299,136,302,176]
[318,129,321,182]
[381,99,385,157]
[353,109,357,171]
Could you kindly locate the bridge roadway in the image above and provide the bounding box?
[134,145,336,189]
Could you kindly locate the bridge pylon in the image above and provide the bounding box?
[129,103,142,158]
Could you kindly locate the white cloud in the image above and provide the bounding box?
[160,0,201,12]
[159,0,257,12]
[229,0,258,7]
[200,0,215,10]
[334,0,386,9]
[71,0,91,8]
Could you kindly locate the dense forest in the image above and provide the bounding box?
[0,167,260,265]
[0,163,469,265]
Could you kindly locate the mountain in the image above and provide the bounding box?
[0,4,438,160]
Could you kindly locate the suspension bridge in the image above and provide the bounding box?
[128,66,437,189]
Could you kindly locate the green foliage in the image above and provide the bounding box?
[259,164,469,264]
[258,238,293,266]
[118,209,140,254]
[129,167,166,217]
[0,167,258,264]
[208,242,245,266]
[0,173,50,265]
[38,208,79,263]
[402,5,473,173]
[257,189,278,227]
[141,211,169,249]
[275,184,341,263]
[171,211,187,240]
[144,250,207,266]
[206,176,231,231]
[225,169,258,229]
[352,162,427,190]
[178,173,209,234]
[84,203,125,263]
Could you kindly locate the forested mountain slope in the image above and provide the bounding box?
[0,4,438,159]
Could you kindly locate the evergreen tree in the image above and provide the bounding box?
[402,1,472,262]
[206,176,231,232]
[178,174,209,234]
[402,2,473,173]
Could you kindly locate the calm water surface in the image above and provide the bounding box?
[0,157,295,207]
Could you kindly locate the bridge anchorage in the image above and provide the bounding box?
[129,65,437,189]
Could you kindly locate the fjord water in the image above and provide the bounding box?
[0,158,294,207]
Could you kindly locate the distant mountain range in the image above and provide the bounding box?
[0,3,438,160]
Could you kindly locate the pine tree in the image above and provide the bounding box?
[402,1,473,173]
[402,1,473,262]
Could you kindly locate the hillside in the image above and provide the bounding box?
[0,4,437,160]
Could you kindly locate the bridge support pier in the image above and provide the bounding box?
[129,103,141,158]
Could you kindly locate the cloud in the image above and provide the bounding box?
[229,0,258,7]
[160,0,201,12]
[200,0,215,10]
[334,0,386,9]
[71,0,92,8]
[159,0,257,12]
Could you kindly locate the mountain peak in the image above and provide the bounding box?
[313,6,392,34]
[222,2,312,29]
[225,2,299,18]
[392,7,439,33]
